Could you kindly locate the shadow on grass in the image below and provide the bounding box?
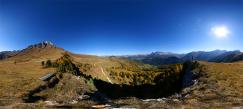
[90,79,181,100]
[23,74,61,103]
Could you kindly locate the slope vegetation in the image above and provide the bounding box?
[0,42,242,108]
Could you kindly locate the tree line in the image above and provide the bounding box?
[41,53,80,75]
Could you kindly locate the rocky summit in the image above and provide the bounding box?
[27,41,55,49]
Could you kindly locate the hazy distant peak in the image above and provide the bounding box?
[0,51,20,60]
[150,51,175,55]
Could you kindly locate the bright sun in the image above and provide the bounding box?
[211,25,230,38]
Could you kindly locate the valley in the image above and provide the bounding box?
[1,0,242,108]
[0,42,242,108]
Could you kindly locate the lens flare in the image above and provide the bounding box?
[211,26,230,38]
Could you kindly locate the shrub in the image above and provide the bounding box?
[55,54,80,75]
[46,60,52,67]
[42,54,81,76]
[41,61,45,66]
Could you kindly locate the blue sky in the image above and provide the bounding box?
[0,0,242,55]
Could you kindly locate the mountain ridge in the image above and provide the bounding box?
[4,41,66,61]
[0,41,242,108]
[1,41,242,63]
[120,50,243,65]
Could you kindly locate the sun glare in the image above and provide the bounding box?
[211,25,230,38]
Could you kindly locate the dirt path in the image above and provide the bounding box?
[100,67,113,84]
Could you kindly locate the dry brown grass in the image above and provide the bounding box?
[100,61,243,109]
[9,47,65,61]
[0,59,55,104]
[1,45,242,109]
[201,61,243,98]
[179,61,243,108]
[0,46,66,106]
[71,55,153,83]
[36,73,95,103]
[0,48,134,100]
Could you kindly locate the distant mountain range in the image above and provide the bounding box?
[0,51,19,60]
[0,42,243,65]
[209,50,243,62]
[120,50,243,65]
[121,52,184,65]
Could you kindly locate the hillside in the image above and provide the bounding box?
[181,50,227,61]
[0,41,64,106]
[0,42,157,101]
[210,51,243,62]
[123,50,243,65]
[0,42,188,108]
[0,42,242,108]
[106,61,243,108]
[0,51,19,60]
[179,61,243,108]
[121,52,184,65]
[8,41,66,62]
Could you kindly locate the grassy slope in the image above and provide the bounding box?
[179,61,243,108]
[0,60,55,105]
[0,43,242,108]
[0,46,150,104]
[9,47,65,62]
[107,61,243,109]
[0,46,64,105]
[71,55,153,84]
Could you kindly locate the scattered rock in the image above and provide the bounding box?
[142,98,166,102]
[112,107,136,109]
[173,93,182,99]
[156,99,164,102]
[232,106,242,109]
[91,104,111,108]
[193,80,198,85]
[70,100,78,104]
[173,99,179,102]
[161,98,167,100]
[142,99,156,102]
[184,94,191,98]
[78,95,90,100]
[76,76,80,80]
[44,101,58,106]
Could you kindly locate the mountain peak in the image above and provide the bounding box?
[27,41,55,49]
[43,41,54,46]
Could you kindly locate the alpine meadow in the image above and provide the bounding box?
[0,0,242,108]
